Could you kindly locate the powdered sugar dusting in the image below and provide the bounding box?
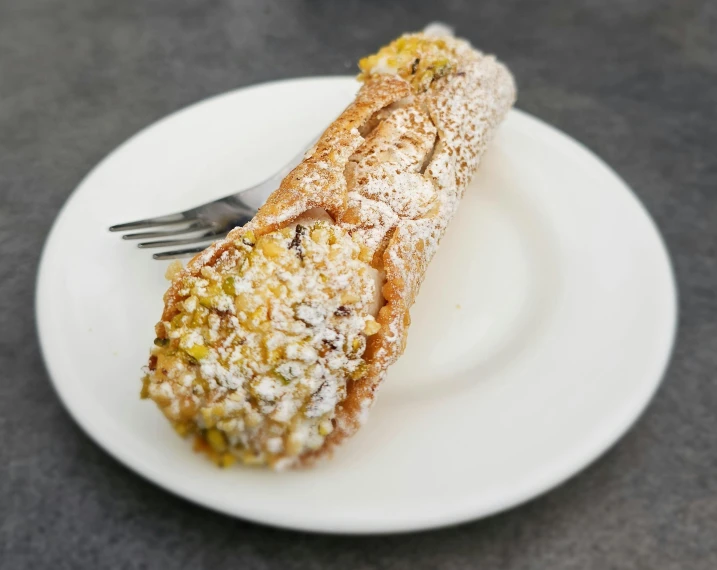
[145,222,380,468]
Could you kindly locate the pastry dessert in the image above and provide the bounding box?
[142,29,516,469]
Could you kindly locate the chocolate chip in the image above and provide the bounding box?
[289,224,306,259]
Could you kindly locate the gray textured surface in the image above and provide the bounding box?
[1,0,716,568]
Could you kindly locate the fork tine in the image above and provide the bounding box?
[136,230,228,249]
[152,246,208,260]
[109,212,192,232]
[121,221,213,240]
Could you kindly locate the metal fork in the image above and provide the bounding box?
[109,136,317,260]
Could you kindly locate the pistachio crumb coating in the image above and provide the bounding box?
[358,35,458,91]
[143,222,379,469]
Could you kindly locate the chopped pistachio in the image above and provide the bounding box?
[350,362,368,380]
[259,238,284,258]
[173,422,192,437]
[186,344,209,360]
[170,313,184,329]
[363,319,381,336]
[274,369,291,385]
[242,230,256,246]
[318,419,334,436]
[219,453,237,468]
[222,276,236,295]
[310,227,329,245]
[206,428,227,452]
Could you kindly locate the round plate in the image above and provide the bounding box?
[36,77,677,534]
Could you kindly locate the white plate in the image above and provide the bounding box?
[36,77,677,534]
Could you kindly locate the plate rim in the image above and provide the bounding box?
[35,75,678,534]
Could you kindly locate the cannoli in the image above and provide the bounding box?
[142,30,516,469]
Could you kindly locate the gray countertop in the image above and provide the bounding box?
[1,0,715,568]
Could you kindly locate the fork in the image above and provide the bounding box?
[109,136,318,260]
